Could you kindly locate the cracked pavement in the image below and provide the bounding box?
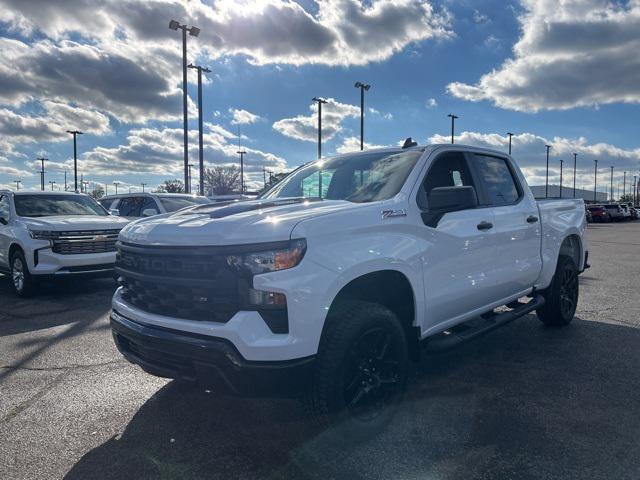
[1,222,640,479]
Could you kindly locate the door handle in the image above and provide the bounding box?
[527,215,539,224]
[476,221,493,231]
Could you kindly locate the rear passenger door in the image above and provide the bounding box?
[470,153,542,300]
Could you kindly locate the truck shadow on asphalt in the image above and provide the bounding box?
[65,316,640,480]
[0,275,115,336]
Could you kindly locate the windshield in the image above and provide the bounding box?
[261,149,424,203]
[14,194,107,217]
[159,196,210,212]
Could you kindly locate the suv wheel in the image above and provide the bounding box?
[537,255,579,327]
[304,301,409,441]
[9,250,35,297]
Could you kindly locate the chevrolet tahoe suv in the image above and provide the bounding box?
[110,144,587,437]
[0,191,130,296]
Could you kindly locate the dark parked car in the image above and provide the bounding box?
[587,205,611,223]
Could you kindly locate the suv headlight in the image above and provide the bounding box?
[29,230,55,240]
[227,239,307,275]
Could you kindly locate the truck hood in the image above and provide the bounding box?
[20,215,130,231]
[120,197,361,246]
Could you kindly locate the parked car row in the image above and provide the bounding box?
[586,203,639,223]
[0,191,211,295]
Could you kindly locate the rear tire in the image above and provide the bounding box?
[537,255,579,327]
[304,301,409,442]
[9,250,35,297]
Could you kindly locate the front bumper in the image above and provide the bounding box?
[110,310,314,398]
[30,247,116,276]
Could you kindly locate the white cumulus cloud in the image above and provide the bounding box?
[448,0,640,112]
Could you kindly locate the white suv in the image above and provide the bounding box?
[0,191,130,296]
[99,193,210,219]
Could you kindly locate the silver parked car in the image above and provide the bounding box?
[98,193,210,219]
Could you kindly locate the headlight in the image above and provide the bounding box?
[29,230,55,240]
[227,239,307,275]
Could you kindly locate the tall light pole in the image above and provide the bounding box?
[559,159,564,198]
[141,183,147,193]
[188,63,210,195]
[634,175,637,205]
[610,166,614,201]
[169,20,200,195]
[37,157,47,191]
[49,180,56,191]
[14,180,21,191]
[545,145,551,198]
[594,160,598,203]
[572,153,577,198]
[312,97,328,159]
[188,163,195,191]
[354,82,371,150]
[237,150,246,194]
[64,171,68,191]
[447,114,458,144]
[66,130,83,192]
[114,181,120,195]
[507,132,514,155]
[623,171,626,199]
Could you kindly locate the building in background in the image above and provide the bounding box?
[530,185,609,202]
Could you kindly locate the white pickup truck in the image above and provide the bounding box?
[0,191,130,296]
[110,143,587,437]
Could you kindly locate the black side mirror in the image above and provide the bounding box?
[421,186,478,227]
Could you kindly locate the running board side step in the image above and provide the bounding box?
[424,295,545,353]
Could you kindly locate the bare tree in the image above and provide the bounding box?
[157,179,185,193]
[257,172,290,195]
[89,186,105,199]
[204,165,241,195]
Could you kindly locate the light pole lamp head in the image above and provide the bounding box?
[237,150,246,155]
[312,97,327,104]
[188,26,200,37]
[169,20,181,30]
[354,82,371,90]
[448,113,458,119]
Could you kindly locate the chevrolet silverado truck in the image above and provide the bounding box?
[110,143,587,437]
[0,191,130,296]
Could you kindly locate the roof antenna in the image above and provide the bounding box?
[402,137,417,149]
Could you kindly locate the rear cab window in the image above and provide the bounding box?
[471,154,522,206]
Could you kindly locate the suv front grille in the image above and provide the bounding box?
[50,229,121,255]
[116,244,242,323]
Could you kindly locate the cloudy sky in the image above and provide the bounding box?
[1,0,639,195]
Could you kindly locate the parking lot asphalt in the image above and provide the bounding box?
[1,222,640,480]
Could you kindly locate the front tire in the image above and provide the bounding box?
[9,250,35,297]
[304,301,409,441]
[537,255,579,327]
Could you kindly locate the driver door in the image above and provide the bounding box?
[417,151,499,330]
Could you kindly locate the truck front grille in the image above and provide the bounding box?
[115,243,242,323]
[50,229,121,255]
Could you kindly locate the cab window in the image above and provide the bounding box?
[0,195,9,221]
[422,152,475,198]
[117,197,145,217]
[472,154,521,206]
